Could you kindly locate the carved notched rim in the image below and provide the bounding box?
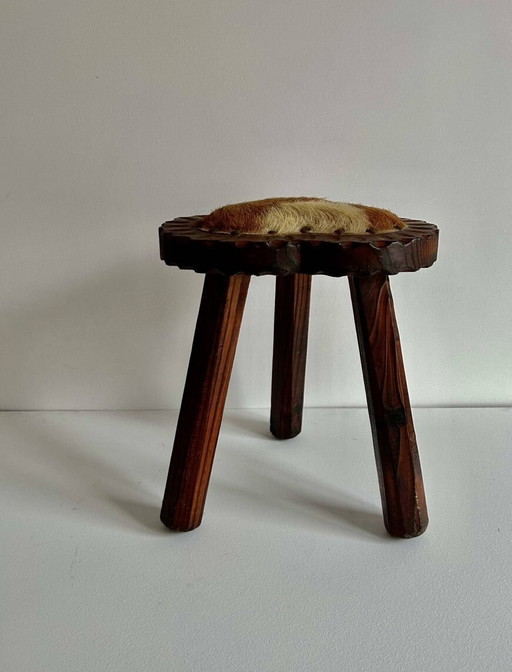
[159,215,439,276]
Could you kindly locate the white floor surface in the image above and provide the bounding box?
[1,407,511,672]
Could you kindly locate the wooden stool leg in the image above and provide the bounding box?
[160,273,250,531]
[270,274,312,439]
[349,273,428,538]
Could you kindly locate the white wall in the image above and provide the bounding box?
[1,0,511,410]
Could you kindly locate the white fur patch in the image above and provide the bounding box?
[258,200,371,234]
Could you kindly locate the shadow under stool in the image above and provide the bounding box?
[158,215,438,538]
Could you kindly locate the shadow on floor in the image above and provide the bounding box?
[2,409,393,542]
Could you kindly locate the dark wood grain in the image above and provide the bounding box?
[160,273,250,531]
[159,217,438,277]
[270,274,312,439]
[349,273,428,538]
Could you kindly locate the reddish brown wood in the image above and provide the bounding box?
[159,217,438,277]
[349,273,428,538]
[271,274,312,439]
[160,273,250,531]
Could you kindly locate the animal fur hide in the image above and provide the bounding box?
[199,197,404,236]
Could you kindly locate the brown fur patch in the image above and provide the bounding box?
[359,205,404,232]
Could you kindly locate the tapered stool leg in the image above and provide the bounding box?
[160,273,250,531]
[270,274,312,439]
[349,273,428,538]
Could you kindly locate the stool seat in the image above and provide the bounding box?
[160,215,438,277]
[158,203,439,539]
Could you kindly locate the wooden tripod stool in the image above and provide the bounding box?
[159,213,438,538]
